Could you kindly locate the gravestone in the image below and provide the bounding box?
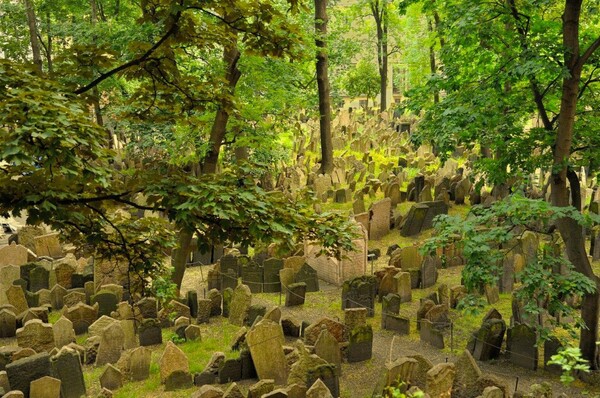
[33,233,63,258]
[506,324,538,370]
[197,299,212,324]
[6,285,28,314]
[241,264,263,294]
[385,357,418,387]
[136,297,157,319]
[395,272,411,303]
[52,316,75,348]
[50,285,67,311]
[246,320,288,385]
[159,341,189,384]
[0,243,28,267]
[306,379,333,398]
[218,358,242,383]
[186,290,198,319]
[263,258,283,293]
[369,198,392,240]
[314,329,341,376]
[384,314,410,335]
[63,291,86,309]
[381,293,401,326]
[16,319,55,353]
[138,319,162,346]
[220,254,240,277]
[63,302,97,334]
[467,318,506,361]
[285,283,306,307]
[6,353,52,397]
[29,376,61,398]
[229,284,252,326]
[29,266,49,293]
[426,363,456,398]
[100,364,123,391]
[91,290,119,317]
[208,289,222,316]
[96,322,125,366]
[294,264,319,292]
[341,275,377,317]
[499,256,514,294]
[222,287,233,318]
[54,263,75,290]
[419,319,444,349]
[347,325,372,362]
[0,265,20,306]
[185,324,202,341]
[129,346,152,381]
[0,309,16,338]
[420,256,438,288]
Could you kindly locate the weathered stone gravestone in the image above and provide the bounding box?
[228,284,252,326]
[33,233,63,258]
[294,263,319,292]
[381,293,401,328]
[395,272,412,303]
[426,363,456,398]
[0,243,29,267]
[369,198,391,240]
[346,325,372,362]
[136,297,157,319]
[506,324,538,370]
[285,283,306,307]
[400,201,448,237]
[139,318,162,346]
[100,364,123,391]
[0,309,17,338]
[52,316,75,348]
[420,255,438,288]
[246,319,288,385]
[50,346,87,398]
[208,289,222,317]
[0,265,20,306]
[341,275,377,317]
[62,291,86,308]
[263,258,283,293]
[29,375,61,398]
[54,263,75,290]
[17,319,55,353]
[420,319,445,349]
[241,264,263,294]
[29,266,49,293]
[6,285,28,314]
[128,346,152,381]
[49,284,67,310]
[467,318,506,361]
[6,353,53,397]
[91,290,119,317]
[314,329,342,376]
[220,254,240,277]
[96,321,125,366]
[63,302,98,334]
[159,342,190,386]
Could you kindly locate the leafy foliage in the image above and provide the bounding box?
[548,346,591,385]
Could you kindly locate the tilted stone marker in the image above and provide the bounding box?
[246,319,288,385]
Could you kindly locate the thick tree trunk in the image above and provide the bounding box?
[314,0,333,174]
[24,0,42,73]
[551,0,599,368]
[427,18,439,104]
[171,228,194,293]
[372,0,388,112]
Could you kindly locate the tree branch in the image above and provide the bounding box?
[577,34,600,72]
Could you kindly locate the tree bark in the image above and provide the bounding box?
[551,0,599,368]
[371,0,388,112]
[427,18,439,104]
[171,42,242,290]
[315,0,333,174]
[24,0,42,73]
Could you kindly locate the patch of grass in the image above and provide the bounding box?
[48,311,61,324]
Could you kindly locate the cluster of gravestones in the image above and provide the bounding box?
[207,254,320,306]
[372,348,567,398]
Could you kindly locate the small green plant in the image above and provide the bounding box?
[456,294,487,316]
[547,346,590,385]
[171,334,186,344]
[380,382,425,398]
[151,275,178,308]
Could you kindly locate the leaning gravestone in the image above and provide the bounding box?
[246,319,288,385]
[51,346,86,398]
[96,321,125,366]
[62,291,86,308]
[0,265,20,306]
[159,341,190,384]
[426,363,456,398]
[100,364,123,391]
[369,198,391,240]
[467,318,506,361]
[229,284,252,326]
[314,329,342,376]
[6,353,53,397]
[33,233,63,258]
[0,309,17,338]
[6,285,28,314]
[294,263,319,292]
[54,263,75,290]
[285,283,306,307]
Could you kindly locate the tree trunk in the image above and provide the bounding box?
[314,0,333,174]
[171,43,241,290]
[372,0,388,113]
[427,18,439,104]
[45,10,52,74]
[551,0,599,368]
[24,0,42,73]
